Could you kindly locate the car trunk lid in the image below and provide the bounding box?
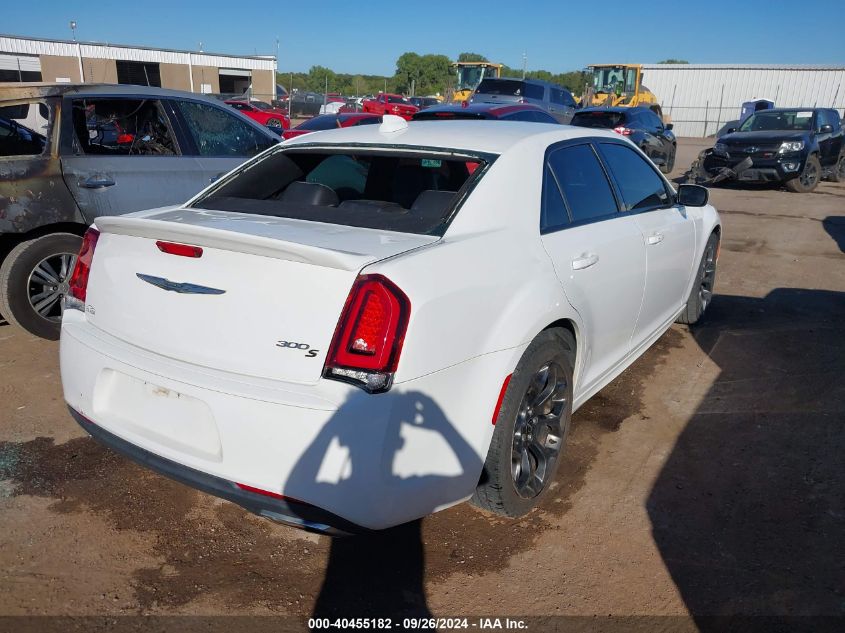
[85,208,437,384]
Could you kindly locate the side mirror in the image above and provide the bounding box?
[665,123,674,131]
[726,127,737,134]
[678,184,709,207]
[819,124,833,133]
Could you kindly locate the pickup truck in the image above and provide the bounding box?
[703,107,844,192]
[361,94,419,120]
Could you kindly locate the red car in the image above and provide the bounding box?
[225,99,290,130]
[361,93,418,120]
[282,112,383,140]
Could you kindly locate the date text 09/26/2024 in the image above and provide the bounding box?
[308,617,528,630]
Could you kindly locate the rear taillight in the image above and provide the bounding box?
[323,274,410,393]
[66,227,100,310]
[613,126,633,136]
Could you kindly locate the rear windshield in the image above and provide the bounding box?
[295,115,339,131]
[570,111,626,129]
[476,79,525,96]
[192,148,490,235]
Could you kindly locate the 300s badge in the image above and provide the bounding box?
[276,340,319,357]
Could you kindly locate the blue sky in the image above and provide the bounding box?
[4,0,843,75]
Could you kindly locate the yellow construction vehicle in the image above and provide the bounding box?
[580,64,664,119]
[450,61,503,103]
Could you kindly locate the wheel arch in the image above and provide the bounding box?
[0,221,87,264]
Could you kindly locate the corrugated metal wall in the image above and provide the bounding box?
[641,64,845,137]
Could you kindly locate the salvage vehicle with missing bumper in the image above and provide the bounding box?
[60,117,721,534]
[0,83,278,339]
[700,108,844,192]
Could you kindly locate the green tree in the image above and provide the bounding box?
[657,59,689,64]
[457,52,488,63]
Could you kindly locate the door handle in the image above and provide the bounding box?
[81,176,115,189]
[647,232,664,245]
[571,253,599,270]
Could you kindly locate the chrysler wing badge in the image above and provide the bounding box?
[136,273,226,295]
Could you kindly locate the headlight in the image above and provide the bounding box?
[713,142,728,153]
[779,141,804,153]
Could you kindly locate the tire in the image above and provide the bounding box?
[0,232,82,340]
[266,117,282,128]
[785,155,821,193]
[677,231,719,325]
[472,329,575,517]
[659,145,676,174]
[829,152,845,183]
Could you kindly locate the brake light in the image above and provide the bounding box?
[613,126,633,136]
[324,274,410,393]
[66,227,100,308]
[156,241,203,258]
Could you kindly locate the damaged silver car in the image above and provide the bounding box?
[0,83,278,338]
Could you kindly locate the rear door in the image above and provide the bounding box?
[60,95,203,222]
[816,109,842,166]
[539,141,647,390]
[168,99,277,188]
[597,141,696,347]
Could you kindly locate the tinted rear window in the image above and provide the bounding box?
[571,111,626,129]
[193,149,489,235]
[296,115,339,131]
[476,79,525,96]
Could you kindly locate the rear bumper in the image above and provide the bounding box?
[69,407,364,536]
[60,312,519,530]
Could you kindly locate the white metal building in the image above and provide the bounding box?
[0,34,277,101]
[640,64,845,137]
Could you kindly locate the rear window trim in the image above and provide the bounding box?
[190,142,499,237]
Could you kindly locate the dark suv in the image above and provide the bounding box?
[703,108,844,192]
[0,83,279,339]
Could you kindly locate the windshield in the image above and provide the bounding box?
[251,101,273,111]
[387,96,410,105]
[193,148,489,235]
[571,111,626,129]
[457,66,487,92]
[592,66,637,94]
[0,101,51,157]
[739,110,814,132]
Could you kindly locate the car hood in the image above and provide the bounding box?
[720,130,809,145]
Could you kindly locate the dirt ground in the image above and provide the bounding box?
[0,138,843,630]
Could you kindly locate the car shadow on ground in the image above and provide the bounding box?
[284,390,484,626]
[647,289,845,630]
[822,216,845,253]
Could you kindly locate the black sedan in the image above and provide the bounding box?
[412,102,559,123]
[570,107,676,173]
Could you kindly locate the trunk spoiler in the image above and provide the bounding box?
[95,214,437,272]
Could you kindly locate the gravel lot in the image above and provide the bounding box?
[1,137,843,627]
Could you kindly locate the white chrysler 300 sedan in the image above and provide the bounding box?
[60,117,720,534]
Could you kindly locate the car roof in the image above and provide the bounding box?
[577,106,647,114]
[282,119,616,155]
[418,102,544,115]
[0,82,224,102]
